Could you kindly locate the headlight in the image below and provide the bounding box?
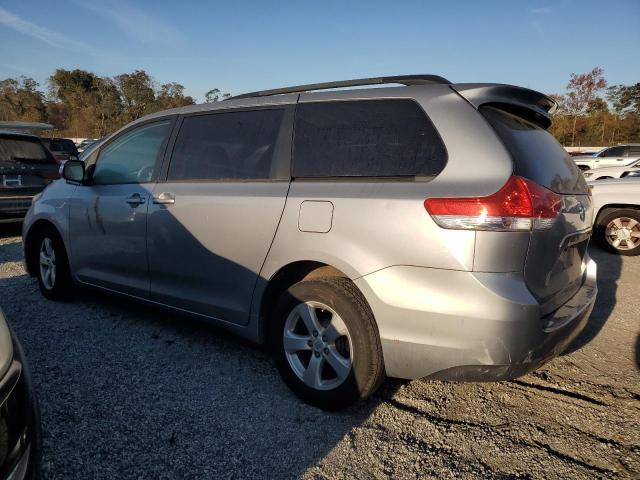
[583,172,593,178]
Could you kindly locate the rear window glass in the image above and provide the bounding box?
[0,137,50,164]
[481,106,588,194]
[292,99,447,178]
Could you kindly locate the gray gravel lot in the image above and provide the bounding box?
[1,224,638,479]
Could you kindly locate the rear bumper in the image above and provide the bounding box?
[355,259,597,380]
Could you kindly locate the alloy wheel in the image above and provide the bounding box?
[605,217,640,251]
[39,237,56,290]
[283,301,353,391]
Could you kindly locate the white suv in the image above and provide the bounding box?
[573,144,640,171]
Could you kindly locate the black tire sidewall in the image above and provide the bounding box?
[596,209,640,256]
[35,227,72,300]
[270,278,383,410]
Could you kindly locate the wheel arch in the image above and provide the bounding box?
[257,261,364,342]
[23,219,64,277]
[595,204,640,226]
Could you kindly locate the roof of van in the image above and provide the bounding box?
[132,77,556,129]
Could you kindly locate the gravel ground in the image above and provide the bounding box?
[1,224,638,479]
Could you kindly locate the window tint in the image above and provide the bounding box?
[292,100,447,178]
[93,121,170,185]
[168,109,285,181]
[0,136,51,165]
[481,106,588,195]
[601,146,624,157]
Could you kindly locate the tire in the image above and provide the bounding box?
[596,208,640,256]
[269,277,385,410]
[34,226,73,300]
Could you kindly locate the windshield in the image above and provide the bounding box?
[48,139,78,154]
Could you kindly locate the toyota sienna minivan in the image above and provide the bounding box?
[22,75,597,409]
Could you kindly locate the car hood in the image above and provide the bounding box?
[0,309,13,379]
[573,155,596,161]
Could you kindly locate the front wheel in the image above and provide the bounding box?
[35,227,73,300]
[270,277,385,410]
[596,209,640,256]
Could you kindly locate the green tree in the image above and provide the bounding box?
[205,88,231,102]
[0,76,46,122]
[156,82,195,110]
[114,70,156,123]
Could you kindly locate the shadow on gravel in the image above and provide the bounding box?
[563,245,622,355]
[0,229,401,479]
[0,223,22,239]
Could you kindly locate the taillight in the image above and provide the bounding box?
[424,176,561,231]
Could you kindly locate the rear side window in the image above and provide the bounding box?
[168,109,284,181]
[292,100,447,178]
[481,106,588,195]
[601,146,624,157]
[625,146,640,156]
[0,137,51,165]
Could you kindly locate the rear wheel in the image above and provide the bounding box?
[597,209,640,256]
[34,226,73,300]
[270,277,385,410]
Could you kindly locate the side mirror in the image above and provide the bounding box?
[62,160,86,184]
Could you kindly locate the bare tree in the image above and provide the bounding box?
[563,67,607,146]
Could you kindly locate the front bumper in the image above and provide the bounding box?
[355,259,597,380]
[0,330,41,480]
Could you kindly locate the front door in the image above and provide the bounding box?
[69,120,172,297]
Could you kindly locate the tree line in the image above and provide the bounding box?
[549,67,640,147]
[0,67,638,145]
[0,68,229,138]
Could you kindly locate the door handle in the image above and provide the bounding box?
[125,193,146,206]
[152,192,175,205]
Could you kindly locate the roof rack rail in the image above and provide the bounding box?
[230,74,451,100]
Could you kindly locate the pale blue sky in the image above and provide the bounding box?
[1,0,638,101]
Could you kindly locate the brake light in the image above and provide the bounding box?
[424,176,561,231]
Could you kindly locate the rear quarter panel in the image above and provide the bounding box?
[260,85,515,284]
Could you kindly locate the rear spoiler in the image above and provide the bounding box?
[451,83,557,129]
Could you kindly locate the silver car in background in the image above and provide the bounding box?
[573,144,640,171]
[22,75,597,409]
[582,158,640,181]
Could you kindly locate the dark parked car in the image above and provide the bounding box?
[40,138,79,164]
[0,309,41,479]
[0,132,60,222]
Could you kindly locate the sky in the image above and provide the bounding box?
[0,0,638,102]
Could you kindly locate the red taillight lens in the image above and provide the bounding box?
[424,176,561,231]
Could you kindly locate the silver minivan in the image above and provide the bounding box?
[22,75,597,409]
